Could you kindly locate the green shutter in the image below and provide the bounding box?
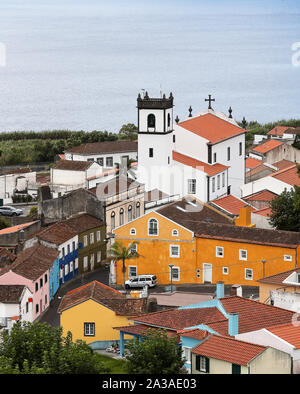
[205,357,210,373]
[232,364,241,374]
[196,355,200,371]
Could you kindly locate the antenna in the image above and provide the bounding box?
[160,84,162,98]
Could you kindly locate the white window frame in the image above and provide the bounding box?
[245,268,253,280]
[130,228,136,235]
[129,266,137,278]
[170,266,180,281]
[64,264,69,276]
[172,229,179,237]
[83,235,88,247]
[83,256,88,270]
[84,322,95,336]
[216,246,224,258]
[222,267,229,275]
[75,259,78,269]
[284,255,292,262]
[130,243,137,254]
[170,245,180,258]
[188,179,196,194]
[97,251,101,263]
[239,249,247,261]
[200,356,207,372]
[96,230,101,242]
[90,232,94,244]
[148,218,159,236]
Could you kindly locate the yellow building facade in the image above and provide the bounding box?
[113,205,300,287]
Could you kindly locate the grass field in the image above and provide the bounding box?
[96,353,128,374]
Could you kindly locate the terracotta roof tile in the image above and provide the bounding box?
[245,158,262,169]
[270,164,300,186]
[173,151,228,176]
[0,222,36,235]
[65,140,137,155]
[243,190,278,202]
[245,163,276,179]
[267,323,300,349]
[1,244,59,281]
[191,334,266,365]
[252,140,283,153]
[52,160,93,171]
[0,285,25,303]
[273,159,295,171]
[58,281,147,316]
[157,197,233,232]
[257,268,300,285]
[177,328,211,340]
[3,167,31,175]
[178,113,245,144]
[253,206,272,217]
[267,126,292,136]
[211,195,250,216]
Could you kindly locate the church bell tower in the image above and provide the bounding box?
[137,91,174,192]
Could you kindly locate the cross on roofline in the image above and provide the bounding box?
[205,94,215,110]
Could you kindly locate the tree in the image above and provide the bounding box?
[269,186,300,231]
[124,328,186,374]
[118,123,138,141]
[0,321,108,374]
[108,241,140,288]
[0,217,10,230]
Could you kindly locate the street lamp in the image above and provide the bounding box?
[169,264,174,293]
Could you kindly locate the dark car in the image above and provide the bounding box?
[0,206,23,216]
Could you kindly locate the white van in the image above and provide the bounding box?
[125,275,158,289]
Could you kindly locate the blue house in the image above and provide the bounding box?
[49,256,60,301]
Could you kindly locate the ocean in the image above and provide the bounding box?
[0,0,299,133]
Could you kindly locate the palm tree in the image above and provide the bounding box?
[108,241,141,289]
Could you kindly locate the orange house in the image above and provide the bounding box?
[112,198,300,287]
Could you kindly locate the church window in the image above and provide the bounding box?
[213,153,217,163]
[128,205,133,222]
[239,142,242,156]
[222,172,225,187]
[173,135,176,143]
[167,113,171,128]
[111,211,115,230]
[217,175,220,190]
[147,114,156,129]
[119,208,124,226]
[168,156,170,164]
[188,179,196,194]
[136,202,141,217]
[212,177,215,193]
[149,148,153,158]
[148,218,158,236]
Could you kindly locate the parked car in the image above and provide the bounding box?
[0,206,23,216]
[125,275,158,289]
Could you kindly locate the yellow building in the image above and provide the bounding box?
[112,197,300,287]
[57,280,147,349]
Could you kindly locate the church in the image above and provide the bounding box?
[136,91,246,203]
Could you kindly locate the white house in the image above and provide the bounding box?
[0,168,36,204]
[136,92,246,202]
[0,285,33,332]
[64,140,138,167]
[241,163,300,197]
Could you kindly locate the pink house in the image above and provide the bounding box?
[0,243,59,321]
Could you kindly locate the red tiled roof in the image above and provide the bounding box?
[267,323,300,349]
[273,159,295,171]
[211,195,251,216]
[0,285,26,303]
[58,281,147,316]
[267,126,292,136]
[178,113,245,144]
[245,163,276,179]
[52,160,93,171]
[245,158,262,169]
[65,140,137,155]
[253,207,272,217]
[257,268,300,285]
[0,222,36,235]
[270,164,300,186]
[172,151,228,176]
[191,334,266,366]
[220,296,294,334]
[114,324,177,338]
[243,190,278,202]
[252,140,283,154]
[177,328,210,340]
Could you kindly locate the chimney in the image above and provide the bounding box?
[228,313,239,336]
[230,284,242,297]
[235,206,255,227]
[216,281,225,299]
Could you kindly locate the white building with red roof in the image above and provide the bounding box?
[136,92,246,202]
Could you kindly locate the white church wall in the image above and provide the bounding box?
[173,124,209,162]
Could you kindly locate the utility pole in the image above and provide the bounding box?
[262,259,266,278]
